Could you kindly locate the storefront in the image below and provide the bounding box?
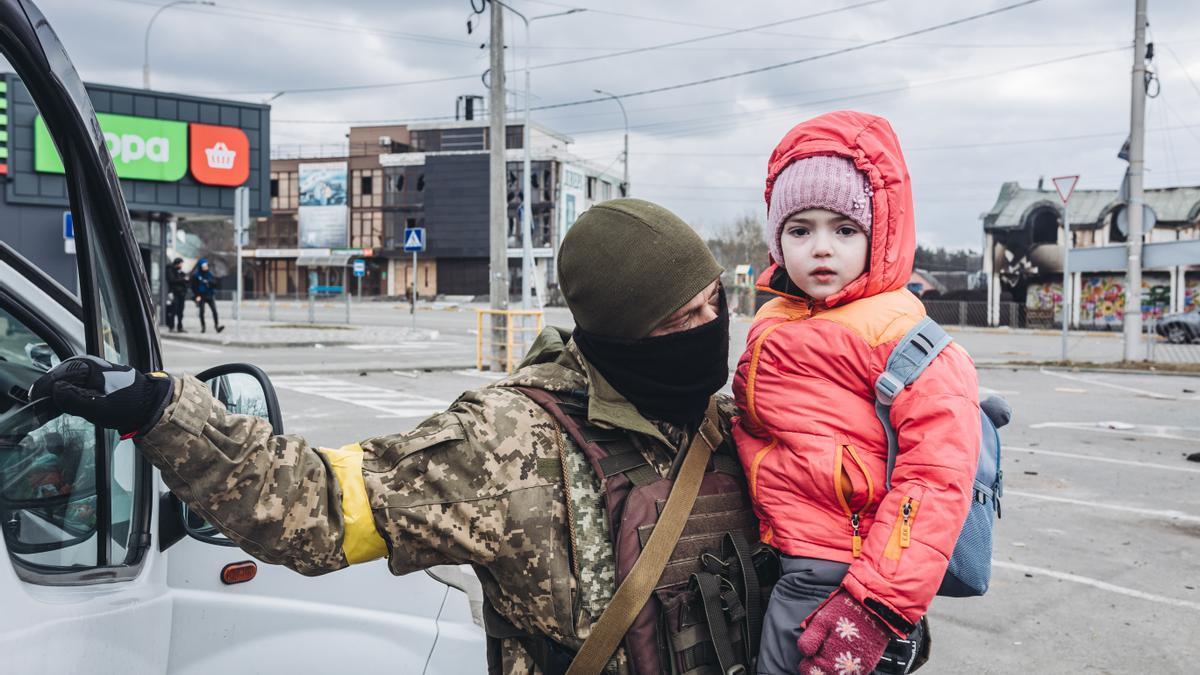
[1,74,269,320]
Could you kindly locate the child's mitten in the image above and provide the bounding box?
[796,590,891,675]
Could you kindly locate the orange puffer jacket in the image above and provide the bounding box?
[733,111,981,636]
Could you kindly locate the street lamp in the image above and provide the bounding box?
[493,2,585,309]
[143,0,215,90]
[593,89,629,197]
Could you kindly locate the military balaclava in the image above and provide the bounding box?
[558,199,728,426]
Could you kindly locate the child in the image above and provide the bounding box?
[732,111,981,675]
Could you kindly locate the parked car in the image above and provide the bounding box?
[0,1,485,672]
[1155,308,1200,344]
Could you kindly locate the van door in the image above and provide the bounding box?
[0,1,171,672]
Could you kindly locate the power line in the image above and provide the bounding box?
[558,46,1126,140]
[527,0,1048,113]
[200,0,885,98]
[111,0,474,48]
[516,1,886,71]
[277,5,1087,128]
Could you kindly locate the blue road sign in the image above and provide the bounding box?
[403,227,426,252]
[353,259,366,277]
[63,212,73,239]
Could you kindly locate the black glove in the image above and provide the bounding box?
[29,355,174,437]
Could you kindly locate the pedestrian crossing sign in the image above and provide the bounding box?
[403,227,426,252]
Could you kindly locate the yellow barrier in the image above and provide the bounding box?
[476,309,545,373]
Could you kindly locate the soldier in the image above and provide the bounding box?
[31,199,755,674]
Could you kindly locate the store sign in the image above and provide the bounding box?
[35,114,249,186]
[35,113,187,181]
[190,122,249,186]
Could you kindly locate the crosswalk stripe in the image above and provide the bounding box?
[271,374,449,418]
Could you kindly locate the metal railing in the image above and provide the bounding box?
[475,309,544,373]
[1145,316,1200,364]
[921,300,1022,328]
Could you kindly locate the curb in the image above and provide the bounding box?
[977,361,1200,378]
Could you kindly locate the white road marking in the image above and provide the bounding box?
[454,369,506,380]
[1039,368,1175,400]
[1053,387,1088,394]
[345,342,462,351]
[1008,445,1200,474]
[981,387,1020,396]
[1005,489,1200,524]
[992,560,1200,612]
[161,339,223,354]
[1028,421,1200,443]
[271,374,449,418]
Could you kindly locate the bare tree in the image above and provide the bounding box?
[706,214,769,281]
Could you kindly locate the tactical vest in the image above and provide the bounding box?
[484,386,777,675]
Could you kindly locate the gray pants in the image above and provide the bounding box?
[758,556,850,675]
[757,556,927,675]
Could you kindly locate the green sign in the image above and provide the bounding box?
[34,113,188,182]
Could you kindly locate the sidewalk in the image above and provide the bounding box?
[162,320,441,348]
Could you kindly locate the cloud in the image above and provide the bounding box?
[30,0,1200,249]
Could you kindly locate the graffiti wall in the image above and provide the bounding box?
[1025,281,1064,324]
[1076,274,1172,327]
[1187,273,1199,312]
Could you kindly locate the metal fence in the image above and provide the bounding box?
[1145,316,1200,364]
[921,301,1024,328]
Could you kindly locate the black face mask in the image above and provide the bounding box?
[573,289,730,426]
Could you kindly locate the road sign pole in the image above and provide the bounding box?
[233,186,249,340]
[1061,202,1070,361]
[411,251,417,329]
[1052,175,1079,363]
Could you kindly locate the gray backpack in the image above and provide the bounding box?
[874,317,1006,597]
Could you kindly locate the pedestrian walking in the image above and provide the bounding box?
[31,199,770,674]
[734,111,982,674]
[191,257,223,333]
[165,257,188,333]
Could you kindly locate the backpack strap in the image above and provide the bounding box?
[874,317,953,490]
[566,398,724,675]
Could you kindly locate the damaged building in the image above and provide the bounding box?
[981,180,1200,328]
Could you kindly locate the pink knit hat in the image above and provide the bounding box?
[766,154,873,264]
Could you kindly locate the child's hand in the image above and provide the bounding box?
[796,590,890,675]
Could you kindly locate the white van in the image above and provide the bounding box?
[0,1,486,671]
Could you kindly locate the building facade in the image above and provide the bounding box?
[251,120,621,301]
[982,180,1200,328]
[1,74,270,313]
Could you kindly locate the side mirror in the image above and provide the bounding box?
[160,363,284,550]
[196,363,285,434]
[24,343,57,372]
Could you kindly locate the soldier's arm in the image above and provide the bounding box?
[137,375,559,577]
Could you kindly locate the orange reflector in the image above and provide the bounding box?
[221,561,257,585]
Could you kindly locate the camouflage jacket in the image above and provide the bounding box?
[137,327,737,674]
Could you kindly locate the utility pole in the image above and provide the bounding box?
[1123,0,1148,361]
[594,89,630,196]
[488,0,509,367]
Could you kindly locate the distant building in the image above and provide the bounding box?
[981,180,1200,327]
[249,118,622,301]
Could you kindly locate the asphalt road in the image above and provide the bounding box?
[163,302,1200,672]
[242,364,1199,674]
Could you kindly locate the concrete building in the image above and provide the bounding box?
[251,119,622,301]
[982,180,1200,328]
[0,74,270,313]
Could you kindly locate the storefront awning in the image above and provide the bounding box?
[297,254,353,267]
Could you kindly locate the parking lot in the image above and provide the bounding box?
[244,359,1200,674]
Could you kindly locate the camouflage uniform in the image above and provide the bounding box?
[137,326,737,674]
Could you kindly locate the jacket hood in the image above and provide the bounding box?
[760,110,915,309]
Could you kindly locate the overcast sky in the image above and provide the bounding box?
[28,0,1200,250]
